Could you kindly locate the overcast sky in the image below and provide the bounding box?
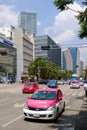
[0,0,86,66]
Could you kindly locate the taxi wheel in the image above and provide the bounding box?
[54,109,60,122]
[62,102,65,113]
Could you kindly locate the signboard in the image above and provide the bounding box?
[3,39,13,47]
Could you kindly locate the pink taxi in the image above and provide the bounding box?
[23,88,65,121]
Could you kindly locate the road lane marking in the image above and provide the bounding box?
[14,103,25,108]
[72,92,77,96]
[65,106,71,109]
[2,115,23,128]
[66,92,71,96]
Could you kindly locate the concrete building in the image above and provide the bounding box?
[34,35,61,67]
[0,25,15,40]
[18,12,37,36]
[80,61,84,76]
[14,28,33,82]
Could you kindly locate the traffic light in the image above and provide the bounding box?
[41,45,50,50]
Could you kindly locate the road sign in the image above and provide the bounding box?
[41,45,50,50]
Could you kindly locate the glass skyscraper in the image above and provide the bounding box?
[34,35,61,67]
[18,12,37,36]
[62,47,80,75]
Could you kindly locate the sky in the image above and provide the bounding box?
[0,0,87,66]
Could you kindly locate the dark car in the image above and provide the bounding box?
[47,80,58,88]
[38,79,49,84]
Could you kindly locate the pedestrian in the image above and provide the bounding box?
[84,83,87,97]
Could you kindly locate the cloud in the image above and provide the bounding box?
[53,29,75,43]
[44,2,85,43]
[0,4,18,27]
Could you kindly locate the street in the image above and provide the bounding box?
[0,83,85,130]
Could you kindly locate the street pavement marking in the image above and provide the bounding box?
[66,92,71,96]
[65,106,71,109]
[72,91,77,96]
[2,115,23,128]
[14,103,25,108]
[78,92,84,96]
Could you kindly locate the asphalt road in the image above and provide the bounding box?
[0,83,85,130]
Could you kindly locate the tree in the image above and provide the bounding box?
[53,0,87,39]
[28,57,62,80]
[84,66,87,78]
[0,65,7,73]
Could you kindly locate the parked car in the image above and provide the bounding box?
[57,80,64,85]
[47,80,58,88]
[69,80,80,89]
[23,88,65,121]
[22,82,39,93]
[38,79,49,84]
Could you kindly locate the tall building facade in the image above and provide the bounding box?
[62,47,80,75]
[14,28,33,82]
[34,35,61,67]
[62,49,72,71]
[69,48,80,75]
[18,12,37,36]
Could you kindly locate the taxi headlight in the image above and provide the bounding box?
[24,104,29,110]
[48,105,56,111]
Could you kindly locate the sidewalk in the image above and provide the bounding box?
[75,97,87,130]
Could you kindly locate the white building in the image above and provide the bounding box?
[14,28,33,82]
[0,25,34,82]
[0,25,15,40]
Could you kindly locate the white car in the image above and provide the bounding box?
[23,88,65,121]
[70,81,80,89]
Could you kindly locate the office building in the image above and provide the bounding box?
[14,28,33,82]
[34,35,61,67]
[62,49,72,71]
[0,34,17,82]
[62,47,80,75]
[18,12,37,36]
[0,25,15,40]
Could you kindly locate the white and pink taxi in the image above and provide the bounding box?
[23,88,65,121]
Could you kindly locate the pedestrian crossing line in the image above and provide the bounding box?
[72,91,77,96]
[66,92,71,96]
[78,91,84,97]
[65,105,71,109]
[65,91,84,97]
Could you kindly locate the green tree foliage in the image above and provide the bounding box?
[53,0,87,39]
[84,66,87,78]
[28,57,61,80]
[28,57,72,80]
[0,65,7,72]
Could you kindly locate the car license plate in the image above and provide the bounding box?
[33,114,40,118]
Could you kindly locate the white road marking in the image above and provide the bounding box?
[72,92,77,96]
[78,92,84,96]
[66,92,71,96]
[2,115,23,128]
[65,106,71,109]
[14,103,25,108]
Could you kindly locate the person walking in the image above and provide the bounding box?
[84,83,87,97]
